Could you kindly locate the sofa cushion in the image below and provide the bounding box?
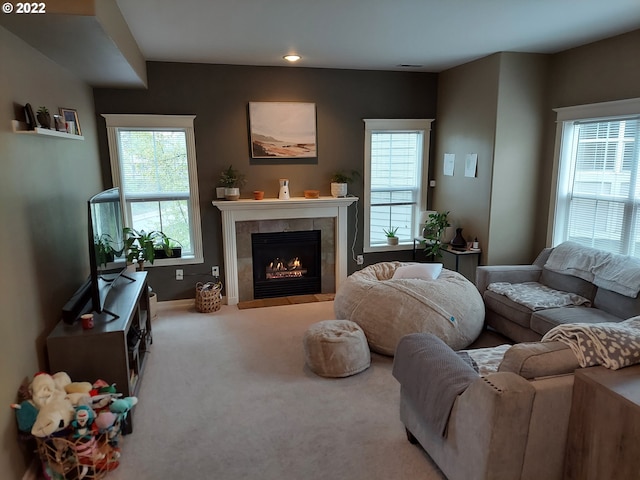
[498,341,579,379]
[540,268,597,302]
[530,306,622,337]
[594,288,640,320]
[483,290,533,328]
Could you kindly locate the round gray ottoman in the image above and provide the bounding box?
[303,320,371,378]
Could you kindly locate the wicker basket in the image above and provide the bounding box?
[195,282,222,313]
[37,434,120,479]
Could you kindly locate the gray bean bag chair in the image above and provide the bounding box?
[334,261,485,355]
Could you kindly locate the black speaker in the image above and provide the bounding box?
[62,279,92,324]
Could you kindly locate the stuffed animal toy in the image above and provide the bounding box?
[30,394,75,437]
[27,372,76,437]
[109,396,137,415]
[65,381,93,395]
[71,405,97,440]
[10,400,39,432]
[59,381,92,408]
[30,373,60,409]
[90,392,122,412]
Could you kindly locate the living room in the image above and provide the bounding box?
[1,1,640,478]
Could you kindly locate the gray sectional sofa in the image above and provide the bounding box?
[476,242,640,343]
[392,242,640,480]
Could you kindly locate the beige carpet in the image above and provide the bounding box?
[106,301,448,480]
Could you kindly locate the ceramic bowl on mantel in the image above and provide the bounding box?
[304,190,320,199]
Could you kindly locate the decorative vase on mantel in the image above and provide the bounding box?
[224,187,240,201]
[450,228,467,251]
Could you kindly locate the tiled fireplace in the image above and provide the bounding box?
[212,196,358,305]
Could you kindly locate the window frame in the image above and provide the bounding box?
[103,114,204,267]
[363,118,433,253]
[549,98,640,253]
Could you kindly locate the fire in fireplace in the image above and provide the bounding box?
[252,230,321,299]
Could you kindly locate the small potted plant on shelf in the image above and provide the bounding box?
[422,211,450,257]
[330,170,360,198]
[36,106,51,129]
[383,226,399,245]
[153,236,183,259]
[219,165,247,200]
[123,228,177,270]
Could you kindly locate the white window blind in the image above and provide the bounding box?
[370,131,422,244]
[363,119,432,252]
[118,130,192,252]
[557,116,640,257]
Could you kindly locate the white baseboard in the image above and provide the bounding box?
[157,296,228,312]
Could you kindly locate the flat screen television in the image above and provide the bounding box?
[87,187,128,318]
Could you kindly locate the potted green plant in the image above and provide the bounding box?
[123,228,174,270]
[219,165,247,200]
[153,236,183,259]
[383,226,399,245]
[330,170,360,198]
[36,106,51,129]
[422,211,450,257]
[94,233,120,267]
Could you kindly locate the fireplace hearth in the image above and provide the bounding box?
[252,230,321,299]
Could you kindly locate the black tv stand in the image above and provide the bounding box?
[47,271,151,433]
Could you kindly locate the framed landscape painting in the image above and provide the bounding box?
[249,102,317,158]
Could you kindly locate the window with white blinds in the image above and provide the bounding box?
[552,102,640,258]
[103,114,203,265]
[363,119,432,251]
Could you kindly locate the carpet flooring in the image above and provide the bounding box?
[106,300,449,480]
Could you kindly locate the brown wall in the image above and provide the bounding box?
[536,29,640,252]
[434,29,640,267]
[434,53,500,265]
[93,62,439,299]
[0,26,103,477]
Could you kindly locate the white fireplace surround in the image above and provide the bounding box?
[213,196,358,305]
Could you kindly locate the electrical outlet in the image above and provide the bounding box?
[176,269,183,280]
[356,255,364,265]
[212,266,219,277]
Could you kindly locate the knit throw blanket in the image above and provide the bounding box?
[487,282,591,311]
[542,316,640,370]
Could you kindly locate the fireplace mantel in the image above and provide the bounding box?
[213,196,358,305]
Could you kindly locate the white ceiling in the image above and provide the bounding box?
[116,0,640,72]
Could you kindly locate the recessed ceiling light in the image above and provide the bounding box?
[283,54,301,62]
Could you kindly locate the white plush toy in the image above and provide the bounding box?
[28,372,76,438]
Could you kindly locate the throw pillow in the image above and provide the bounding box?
[392,263,443,281]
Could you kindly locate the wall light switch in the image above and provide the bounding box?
[176,269,184,280]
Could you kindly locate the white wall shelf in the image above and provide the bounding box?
[11,120,84,140]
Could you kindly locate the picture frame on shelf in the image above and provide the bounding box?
[248,102,317,159]
[59,107,81,135]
